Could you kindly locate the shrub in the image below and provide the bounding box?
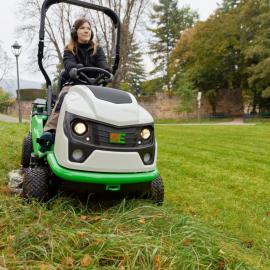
[0,87,15,113]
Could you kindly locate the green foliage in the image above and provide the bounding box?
[173,73,197,114]
[176,13,242,113]
[242,0,270,111]
[219,0,241,12]
[0,88,15,113]
[141,77,163,96]
[123,38,146,96]
[119,82,129,92]
[148,0,198,90]
[41,62,64,95]
[170,0,270,114]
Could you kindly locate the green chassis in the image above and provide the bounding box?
[31,113,159,191]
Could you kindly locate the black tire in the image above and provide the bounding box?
[149,176,164,205]
[21,133,33,168]
[22,167,50,202]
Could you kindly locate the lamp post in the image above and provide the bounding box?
[11,41,22,123]
[197,91,202,122]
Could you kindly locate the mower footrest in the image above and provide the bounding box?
[106,185,121,191]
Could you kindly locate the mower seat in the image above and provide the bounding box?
[53,70,66,101]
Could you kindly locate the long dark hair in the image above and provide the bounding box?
[65,18,97,55]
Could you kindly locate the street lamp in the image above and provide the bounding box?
[11,41,22,123]
[197,91,202,122]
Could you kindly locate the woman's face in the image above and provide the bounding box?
[77,22,91,44]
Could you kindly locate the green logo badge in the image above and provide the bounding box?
[110,133,126,144]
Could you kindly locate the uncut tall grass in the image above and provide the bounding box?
[0,121,268,269]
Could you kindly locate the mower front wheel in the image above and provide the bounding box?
[22,167,50,202]
[21,133,33,168]
[149,176,164,205]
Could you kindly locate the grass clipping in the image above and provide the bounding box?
[0,196,250,269]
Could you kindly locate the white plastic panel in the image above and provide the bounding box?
[54,85,157,173]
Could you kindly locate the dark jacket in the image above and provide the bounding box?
[63,43,110,83]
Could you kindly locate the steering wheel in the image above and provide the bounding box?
[76,67,114,86]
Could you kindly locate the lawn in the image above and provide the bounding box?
[154,118,233,124]
[157,124,270,269]
[0,121,269,269]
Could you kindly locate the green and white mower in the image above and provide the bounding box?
[21,0,164,204]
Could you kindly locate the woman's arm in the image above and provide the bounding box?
[95,47,111,72]
[63,50,78,74]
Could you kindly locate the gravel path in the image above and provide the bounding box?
[156,118,256,126]
[156,122,256,126]
[0,114,254,126]
[0,114,29,123]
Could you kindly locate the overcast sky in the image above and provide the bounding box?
[0,0,222,82]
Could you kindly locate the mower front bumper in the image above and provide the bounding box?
[46,152,159,185]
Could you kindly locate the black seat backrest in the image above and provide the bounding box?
[56,70,66,98]
[52,70,66,107]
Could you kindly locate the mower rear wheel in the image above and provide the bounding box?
[21,133,33,168]
[22,167,49,202]
[149,176,164,205]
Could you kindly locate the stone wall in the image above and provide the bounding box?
[7,101,33,119]
[201,88,243,116]
[7,88,244,120]
[6,88,47,118]
[139,88,243,119]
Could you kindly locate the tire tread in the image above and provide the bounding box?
[150,176,164,205]
[21,133,33,168]
[22,167,49,202]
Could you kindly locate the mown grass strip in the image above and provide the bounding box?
[157,125,270,269]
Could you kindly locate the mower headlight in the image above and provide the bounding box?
[143,153,151,163]
[73,122,87,135]
[72,149,84,161]
[140,128,151,140]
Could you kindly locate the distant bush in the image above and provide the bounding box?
[141,77,163,96]
[0,87,15,113]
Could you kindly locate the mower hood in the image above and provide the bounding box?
[59,85,153,126]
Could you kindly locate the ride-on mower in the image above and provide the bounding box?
[21,0,164,204]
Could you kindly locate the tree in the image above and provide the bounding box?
[219,0,241,12]
[141,77,163,96]
[0,44,11,82]
[174,73,197,115]
[216,0,270,113]
[169,28,197,113]
[148,0,198,92]
[169,5,245,114]
[122,35,146,95]
[0,87,15,113]
[240,0,270,113]
[88,0,151,87]
[168,0,270,115]
[17,0,73,71]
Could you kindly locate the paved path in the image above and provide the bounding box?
[156,118,256,126]
[0,114,29,123]
[0,114,255,126]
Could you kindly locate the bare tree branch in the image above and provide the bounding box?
[16,0,150,85]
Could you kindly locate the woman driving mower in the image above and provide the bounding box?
[41,17,110,145]
[21,0,163,204]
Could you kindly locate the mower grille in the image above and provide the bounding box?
[91,122,138,148]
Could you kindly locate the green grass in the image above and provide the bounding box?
[0,121,269,269]
[157,124,270,269]
[155,118,233,124]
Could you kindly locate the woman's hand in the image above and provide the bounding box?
[69,68,79,80]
